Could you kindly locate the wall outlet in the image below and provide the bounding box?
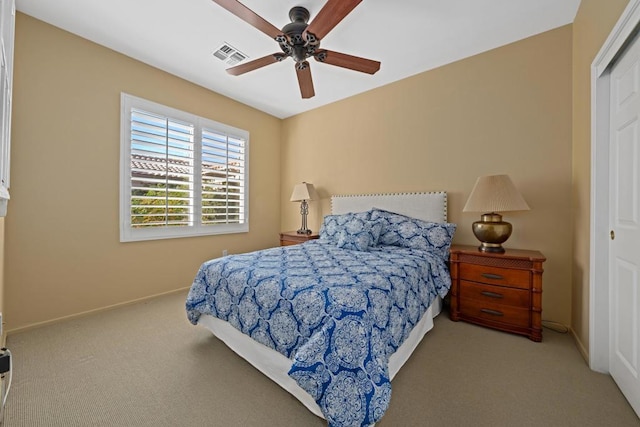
[222,249,228,257]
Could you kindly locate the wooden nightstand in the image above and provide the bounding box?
[279,231,319,246]
[449,244,546,342]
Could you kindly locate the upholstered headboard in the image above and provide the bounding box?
[331,192,448,223]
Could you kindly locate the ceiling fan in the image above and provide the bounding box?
[211,0,381,99]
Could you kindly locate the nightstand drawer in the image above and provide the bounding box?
[279,231,319,246]
[459,280,530,308]
[459,263,530,289]
[459,297,530,327]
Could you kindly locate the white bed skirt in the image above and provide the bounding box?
[197,296,443,419]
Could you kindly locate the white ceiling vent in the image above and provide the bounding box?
[213,43,248,66]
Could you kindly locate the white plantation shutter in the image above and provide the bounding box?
[120,94,249,242]
[130,109,195,228]
[201,129,246,225]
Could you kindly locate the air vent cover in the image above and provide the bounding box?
[213,43,248,66]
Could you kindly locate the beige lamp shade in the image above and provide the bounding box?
[290,182,316,202]
[463,174,530,213]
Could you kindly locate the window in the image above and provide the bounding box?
[120,93,248,242]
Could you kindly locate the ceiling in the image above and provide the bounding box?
[16,0,581,119]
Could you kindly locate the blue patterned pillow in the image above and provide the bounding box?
[319,211,371,243]
[370,208,456,259]
[369,208,411,246]
[401,220,456,260]
[336,217,383,251]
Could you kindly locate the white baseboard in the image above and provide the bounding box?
[6,286,190,336]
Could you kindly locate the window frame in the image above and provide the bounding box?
[120,93,249,242]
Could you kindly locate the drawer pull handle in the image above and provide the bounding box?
[480,291,503,299]
[480,308,504,317]
[481,273,504,280]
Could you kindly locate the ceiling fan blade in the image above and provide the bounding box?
[226,54,282,76]
[303,0,362,41]
[211,0,282,39]
[296,63,315,99]
[314,50,380,74]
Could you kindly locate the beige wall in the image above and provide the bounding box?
[282,26,573,326]
[571,0,631,356]
[6,14,282,331]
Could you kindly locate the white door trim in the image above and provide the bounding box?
[590,0,640,372]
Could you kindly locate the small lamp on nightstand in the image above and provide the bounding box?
[290,182,316,235]
[463,174,530,253]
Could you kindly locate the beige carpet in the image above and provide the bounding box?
[3,290,639,427]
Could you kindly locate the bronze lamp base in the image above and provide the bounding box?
[296,199,312,235]
[472,213,512,253]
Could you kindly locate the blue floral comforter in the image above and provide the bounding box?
[186,240,451,426]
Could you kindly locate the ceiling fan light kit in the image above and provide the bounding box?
[211,0,381,99]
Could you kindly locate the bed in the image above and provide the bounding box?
[185,192,455,427]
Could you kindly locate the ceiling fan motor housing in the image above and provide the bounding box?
[280,7,318,63]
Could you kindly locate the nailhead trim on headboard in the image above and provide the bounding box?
[330,191,448,223]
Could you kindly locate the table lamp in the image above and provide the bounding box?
[290,182,316,234]
[463,174,530,253]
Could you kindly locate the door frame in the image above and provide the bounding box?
[590,0,640,372]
